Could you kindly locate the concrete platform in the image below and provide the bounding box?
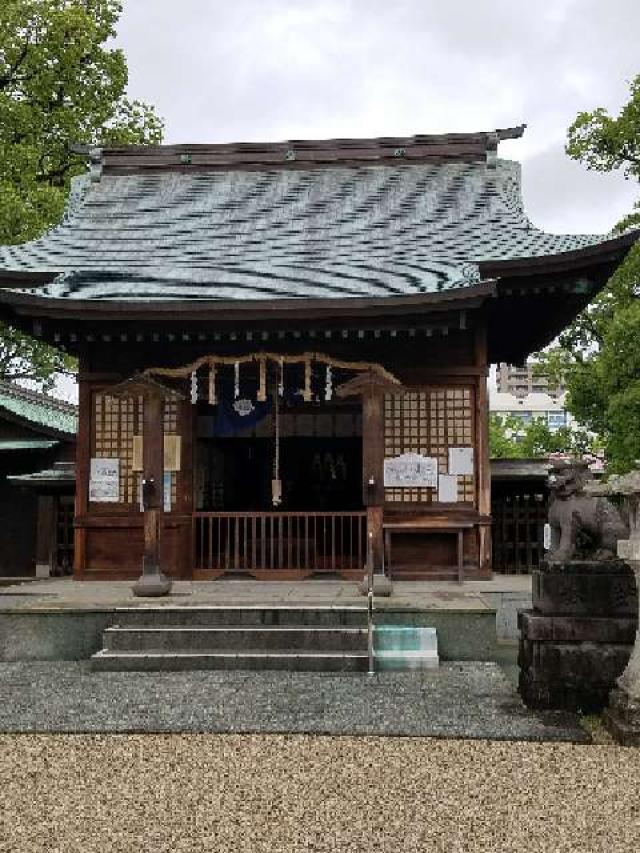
[0,575,531,612]
[0,576,531,664]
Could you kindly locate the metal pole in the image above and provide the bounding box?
[367,530,375,676]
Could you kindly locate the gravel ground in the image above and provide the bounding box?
[0,733,638,852]
[0,661,583,741]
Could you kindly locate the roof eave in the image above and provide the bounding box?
[0,280,498,323]
[479,229,638,279]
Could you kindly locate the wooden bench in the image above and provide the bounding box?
[383,519,474,583]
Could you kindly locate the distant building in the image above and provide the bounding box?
[497,362,564,399]
[490,391,570,432]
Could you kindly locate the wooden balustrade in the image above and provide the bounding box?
[193,511,367,576]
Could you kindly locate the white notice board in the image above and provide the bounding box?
[89,457,120,502]
[384,453,438,488]
[438,474,458,503]
[448,447,474,476]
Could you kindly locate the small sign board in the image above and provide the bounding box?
[132,435,182,472]
[448,447,474,476]
[438,474,458,503]
[89,457,120,503]
[384,453,438,488]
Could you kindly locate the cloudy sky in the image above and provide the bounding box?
[113,0,639,235]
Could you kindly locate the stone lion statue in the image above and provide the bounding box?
[546,461,628,562]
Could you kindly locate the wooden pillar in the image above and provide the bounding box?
[109,374,182,597]
[362,392,385,571]
[35,495,56,578]
[475,322,492,576]
[362,392,385,506]
[337,370,401,580]
[140,390,165,579]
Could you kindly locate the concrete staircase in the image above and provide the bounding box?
[90,606,369,672]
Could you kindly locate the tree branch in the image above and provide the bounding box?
[0,39,30,91]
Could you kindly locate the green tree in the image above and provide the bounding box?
[0,0,163,388]
[489,414,597,460]
[535,74,640,471]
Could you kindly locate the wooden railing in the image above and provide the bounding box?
[193,511,368,575]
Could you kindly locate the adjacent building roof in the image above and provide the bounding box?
[490,458,552,480]
[8,460,75,488]
[0,126,634,306]
[490,391,567,415]
[0,439,58,451]
[0,381,77,437]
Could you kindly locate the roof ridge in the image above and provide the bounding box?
[77,126,527,175]
[74,126,526,157]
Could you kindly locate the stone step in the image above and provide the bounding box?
[374,625,439,670]
[91,650,369,672]
[102,626,369,653]
[108,606,368,629]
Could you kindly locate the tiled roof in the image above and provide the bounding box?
[8,461,75,486]
[0,439,58,450]
[0,382,77,436]
[0,131,615,302]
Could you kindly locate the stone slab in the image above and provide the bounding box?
[519,640,631,684]
[374,625,439,670]
[519,611,637,643]
[532,561,637,617]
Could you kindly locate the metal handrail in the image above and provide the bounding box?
[367,530,375,676]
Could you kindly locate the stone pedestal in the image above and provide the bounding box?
[519,559,637,711]
[604,544,640,744]
[358,573,393,597]
[132,570,172,598]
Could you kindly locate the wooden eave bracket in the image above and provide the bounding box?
[108,373,185,401]
[335,369,404,399]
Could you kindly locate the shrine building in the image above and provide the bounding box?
[0,127,635,582]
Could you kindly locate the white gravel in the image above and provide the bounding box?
[0,734,638,852]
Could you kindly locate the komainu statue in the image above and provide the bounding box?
[546,461,628,562]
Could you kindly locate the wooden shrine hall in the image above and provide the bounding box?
[0,126,635,583]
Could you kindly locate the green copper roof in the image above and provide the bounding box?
[0,439,58,451]
[0,382,77,436]
[0,129,622,303]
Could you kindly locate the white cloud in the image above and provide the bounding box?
[114,0,640,233]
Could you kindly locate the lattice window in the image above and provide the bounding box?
[93,393,142,504]
[93,394,180,507]
[384,387,475,504]
[164,399,179,507]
